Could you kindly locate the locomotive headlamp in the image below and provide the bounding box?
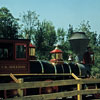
[51,53,62,59]
[50,46,62,59]
[29,43,35,57]
[50,45,63,64]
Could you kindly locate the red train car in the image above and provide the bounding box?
[0,39,32,74]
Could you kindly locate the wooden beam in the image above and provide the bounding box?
[0,78,100,90]
[0,79,78,90]
[10,73,19,83]
[2,89,100,100]
[2,90,78,100]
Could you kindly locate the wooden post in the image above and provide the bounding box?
[9,74,24,98]
[71,73,82,100]
[18,78,24,97]
[77,83,82,100]
[10,74,24,96]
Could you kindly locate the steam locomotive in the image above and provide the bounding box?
[0,32,94,99]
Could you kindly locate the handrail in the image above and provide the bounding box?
[0,73,71,76]
[71,73,81,80]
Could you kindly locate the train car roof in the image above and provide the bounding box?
[0,38,30,43]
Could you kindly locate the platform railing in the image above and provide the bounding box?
[0,73,100,100]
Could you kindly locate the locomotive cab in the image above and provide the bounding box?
[0,39,30,74]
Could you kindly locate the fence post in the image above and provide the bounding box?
[71,73,82,100]
[18,78,24,97]
[77,83,82,100]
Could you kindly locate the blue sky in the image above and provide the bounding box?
[0,0,100,35]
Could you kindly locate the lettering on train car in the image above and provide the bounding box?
[0,65,26,69]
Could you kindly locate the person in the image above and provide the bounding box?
[75,55,79,63]
[83,47,92,65]
[83,47,94,77]
[68,54,73,62]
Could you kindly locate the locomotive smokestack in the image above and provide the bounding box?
[69,32,89,62]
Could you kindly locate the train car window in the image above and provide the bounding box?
[15,44,27,60]
[3,48,8,58]
[0,43,13,60]
[0,48,3,59]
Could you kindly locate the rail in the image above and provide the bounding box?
[0,73,100,100]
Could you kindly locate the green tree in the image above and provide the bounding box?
[56,28,71,60]
[19,10,39,39]
[67,24,73,39]
[57,28,66,44]
[92,34,100,76]
[34,20,57,60]
[75,21,97,48]
[97,34,100,46]
[0,7,19,39]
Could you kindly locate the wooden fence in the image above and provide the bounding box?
[0,73,100,100]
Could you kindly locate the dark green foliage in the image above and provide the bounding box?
[19,11,57,60]
[67,24,73,39]
[19,10,39,39]
[0,7,19,39]
[56,28,72,60]
[34,20,57,60]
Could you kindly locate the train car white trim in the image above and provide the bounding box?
[65,62,72,74]
[76,63,81,76]
[38,60,44,74]
[53,64,57,74]
[61,65,64,73]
